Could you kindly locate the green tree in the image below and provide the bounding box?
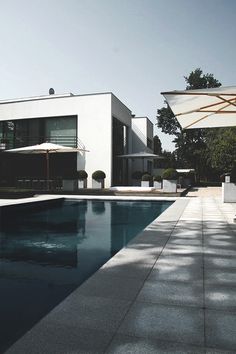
[184,68,221,89]
[206,128,236,173]
[153,135,162,155]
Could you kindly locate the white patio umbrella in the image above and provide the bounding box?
[118,152,163,171]
[161,86,236,129]
[5,142,88,190]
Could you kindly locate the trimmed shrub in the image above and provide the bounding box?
[153,175,162,182]
[142,173,152,181]
[162,168,178,180]
[76,170,88,180]
[92,170,106,181]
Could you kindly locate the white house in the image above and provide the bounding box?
[0,91,153,187]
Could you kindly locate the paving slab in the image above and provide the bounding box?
[204,255,236,269]
[148,263,203,283]
[106,335,205,354]
[137,279,204,308]
[205,268,236,285]
[6,325,113,354]
[205,284,236,310]
[205,309,236,351]
[118,302,204,346]
[76,272,144,301]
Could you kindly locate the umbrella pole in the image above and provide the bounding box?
[46,150,49,190]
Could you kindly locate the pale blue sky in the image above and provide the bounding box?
[0,0,235,150]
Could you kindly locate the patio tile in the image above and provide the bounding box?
[136,280,203,308]
[118,302,204,346]
[203,247,236,257]
[156,254,203,268]
[113,247,160,264]
[205,284,236,310]
[6,325,112,354]
[77,272,144,301]
[204,255,236,269]
[45,294,132,333]
[206,348,236,353]
[99,258,153,280]
[148,263,203,283]
[162,244,203,256]
[168,238,203,246]
[106,334,205,354]
[205,309,236,351]
[205,268,236,285]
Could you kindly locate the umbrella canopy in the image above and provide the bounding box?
[5,142,88,189]
[161,86,236,129]
[118,152,163,159]
[5,142,86,154]
[118,152,163,172]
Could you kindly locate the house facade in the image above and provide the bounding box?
[0,92,153,187]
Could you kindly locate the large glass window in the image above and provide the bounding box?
[0,115,77,148]
[45,117,77,147]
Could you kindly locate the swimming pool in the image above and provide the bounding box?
[0,199,171,352]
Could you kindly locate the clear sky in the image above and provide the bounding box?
[0,0,236,151]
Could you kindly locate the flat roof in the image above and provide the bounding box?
[0,91,116,105]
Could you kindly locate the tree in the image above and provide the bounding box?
[184,68,221,89]
[156,68,222,181]
[153,135,162,155]
[206,128,236,174]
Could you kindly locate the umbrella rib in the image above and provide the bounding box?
[175,96,236,117]
[184,98,235,129]
[216,95,236,107]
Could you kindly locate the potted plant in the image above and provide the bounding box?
[131,171,142,186]
[92,170,106,188]
[76,170,88,189]
[162,168,178,193]
[141,173,152,187]
[153,175,162,189]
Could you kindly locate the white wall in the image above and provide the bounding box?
[132,117,147,151]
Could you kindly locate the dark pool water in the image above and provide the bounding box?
[0,199,171,352]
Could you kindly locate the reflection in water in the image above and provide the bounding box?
[0,199,171,352]
[91,200,105,215]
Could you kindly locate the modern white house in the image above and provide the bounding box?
[0,91,154,188]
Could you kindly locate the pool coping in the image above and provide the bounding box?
[4,195,190,353]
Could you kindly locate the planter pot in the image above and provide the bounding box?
[154,181,162,189]
[141,181,150,187]
[62,179,77,191]
[92,179,104,189]
[163,179,177,193]
[222,182,236,202]
[78,179,87,189]
[0,143,6,151]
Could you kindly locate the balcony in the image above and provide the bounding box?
[1,135,84,150]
